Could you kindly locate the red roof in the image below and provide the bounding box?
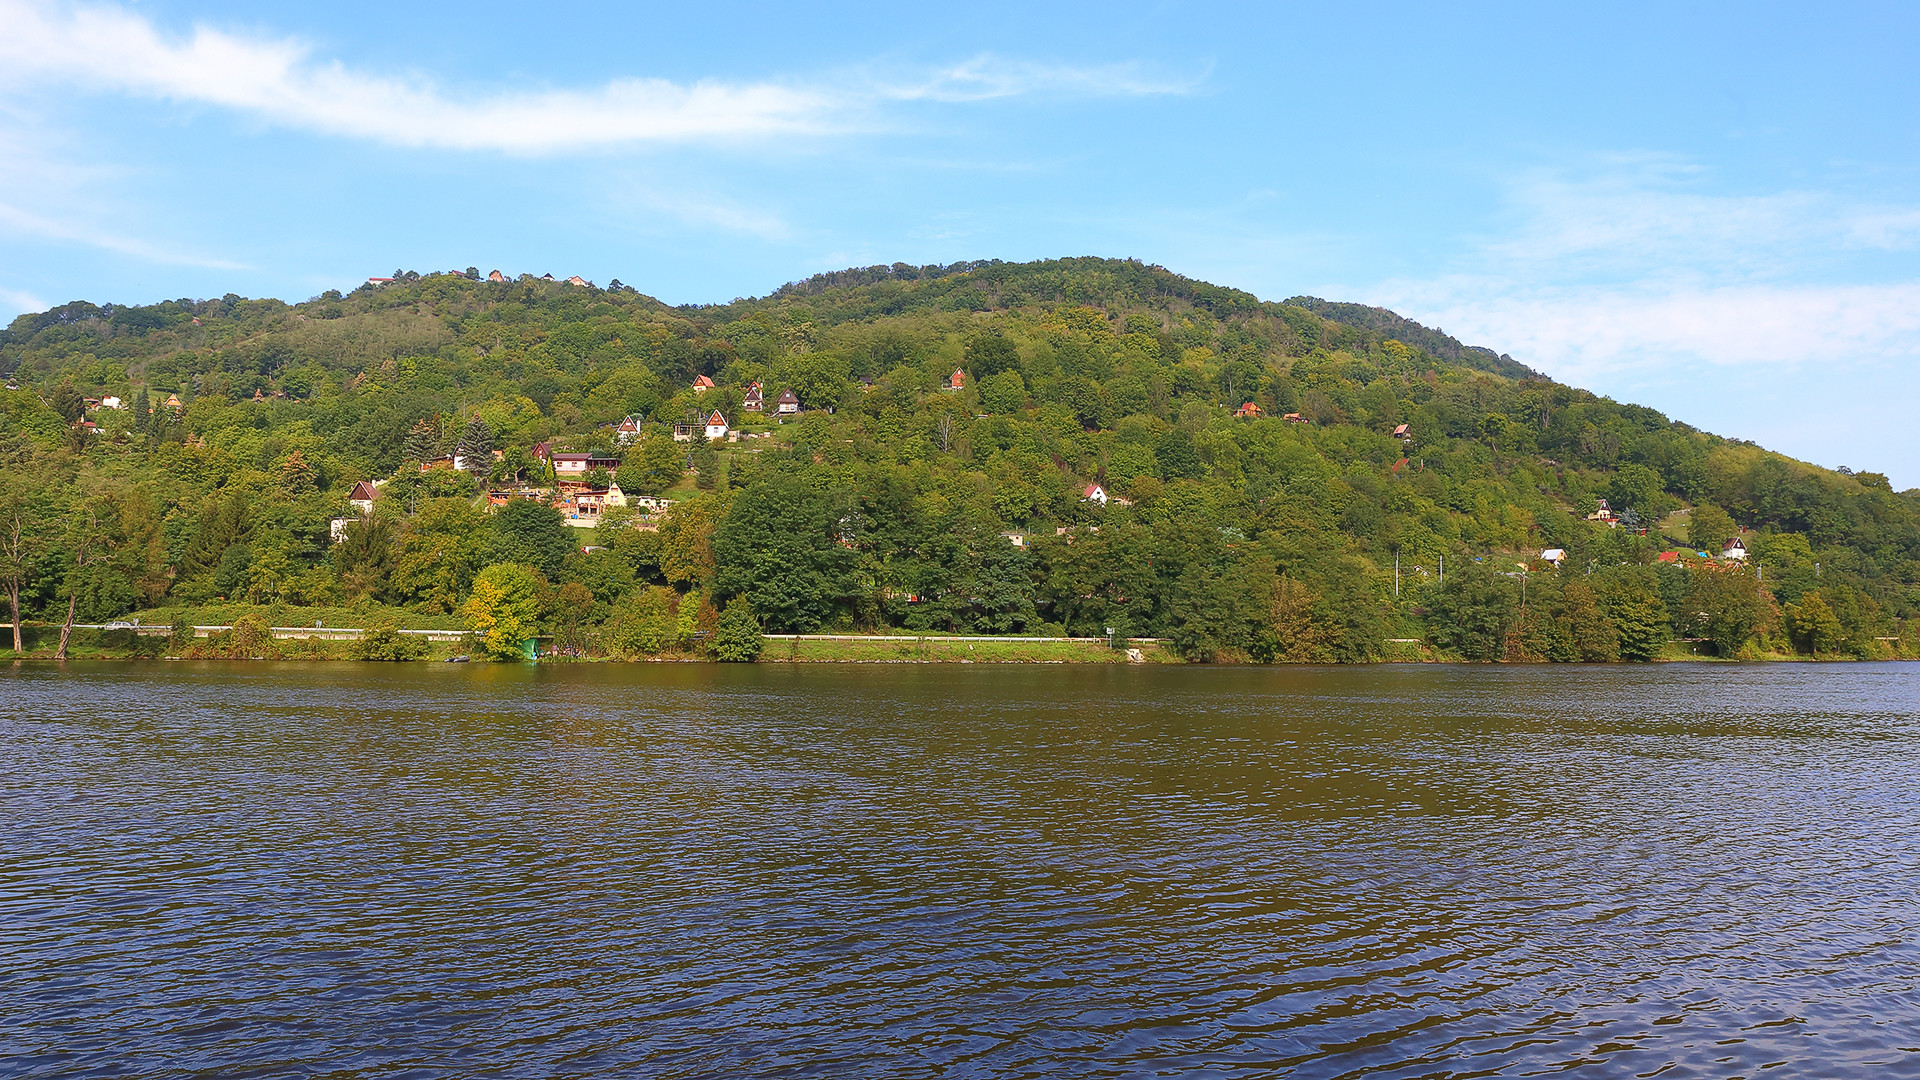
[1235,402,1261,417]
[950,369,965,388]
[347,480,378,502]
[1393,423,1410,436]
[1082,482,1104,497]
[708,411,726,425]
[692,375,715,388]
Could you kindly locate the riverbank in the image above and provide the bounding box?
[3,625,1912,663]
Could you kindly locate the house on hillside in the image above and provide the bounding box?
[775,389,800,415]
[704,411,729,440]
[692,375,715,394]
[487,270,506,282]
[1235,402,1262,418]
[1721,537,1748,561]
[99,396,124,410]
[163,393,182,410]
[1282,412,1308,424]
[1393,423,1411,440]
[1081,482,1109,506]
[742,382,764,412]
[613,415,645,445]
[551,451,620,477]
[1587,499,1616,524]
[945,369,966,392]
[1540,548,1567,567]
[347,480,378,514]
[566,276,589,287]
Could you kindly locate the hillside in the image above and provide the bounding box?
[0,257,1914,661]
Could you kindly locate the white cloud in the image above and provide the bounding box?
[0,2,1190,154]
[884,54,1202,103]
[0,285,48,318]
[1378,277,1920,382]
[0,199,248,269]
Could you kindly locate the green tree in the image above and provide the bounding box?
[1557,579,1618,662]
[709,600,764,662]
[50,378,85,423]
[455,415,494,478]
[1688,504,1737,553]
[713,477,857,632]
[965,331,1020,377]
[618,433,684,495]
[1685,566,1770,656]
[492,499,574,579]
[1607,582,1670,662]
[605,585,684,656]
[1785,592,1846,656]
[1426,563,1518,661]
[461,562,544,661]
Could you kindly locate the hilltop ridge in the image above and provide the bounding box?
[0,256,1913,661]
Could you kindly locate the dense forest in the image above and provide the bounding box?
[2,257,1915,661]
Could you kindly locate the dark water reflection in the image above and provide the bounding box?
[4,662,1919,1077]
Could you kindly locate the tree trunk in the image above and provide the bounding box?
[7,583,18,653]
[55,592,77,660]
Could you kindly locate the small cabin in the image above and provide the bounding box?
[1540,548,1567,567]
[704,411,729,440]
[946,369,966,391]
[1393,423,1411,439]
[742,382,764,412]
[692,375,715,394]
[1234,402,1262,418]
[776,389,800,415]
[1081,482,1109,505]
[1721,537,1748,561]
[347,480,378,514]
[1282,412,1308,424]
[613,415,645,445]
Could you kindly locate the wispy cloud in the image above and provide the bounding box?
[0,199,248,269]
[1378,277,1920,382]
[1366,157,1920,382]
[0,285,48,316]
[884,55,1204,103]
[0,1,1193,154]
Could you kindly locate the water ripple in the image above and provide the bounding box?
[2,661,1918,1077]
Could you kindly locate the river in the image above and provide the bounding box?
[4,661,1918,1077]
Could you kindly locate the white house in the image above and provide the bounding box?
[704,411,729,440]
[99,395,124,410]
[1081,482,1109,505]
[613,415,645,445]
[775,389,800,415]
[1722,537,1748,561]
[1540,548,1567,566]
[347,480,378,514]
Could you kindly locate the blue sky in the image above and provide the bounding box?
[2,1,1917,485]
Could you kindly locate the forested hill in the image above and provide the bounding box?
[0,257,1914,662]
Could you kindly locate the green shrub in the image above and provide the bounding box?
[709,602,764,662]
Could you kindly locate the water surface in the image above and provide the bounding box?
[4,662,1918,1077]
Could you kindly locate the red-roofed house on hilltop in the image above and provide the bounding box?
[1081,482,1109,506]
[1234,402,1262,418]
[692,375,715,394]
[1393,423,1411,440]
[946,368,966,392]
[487,270,506,282]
